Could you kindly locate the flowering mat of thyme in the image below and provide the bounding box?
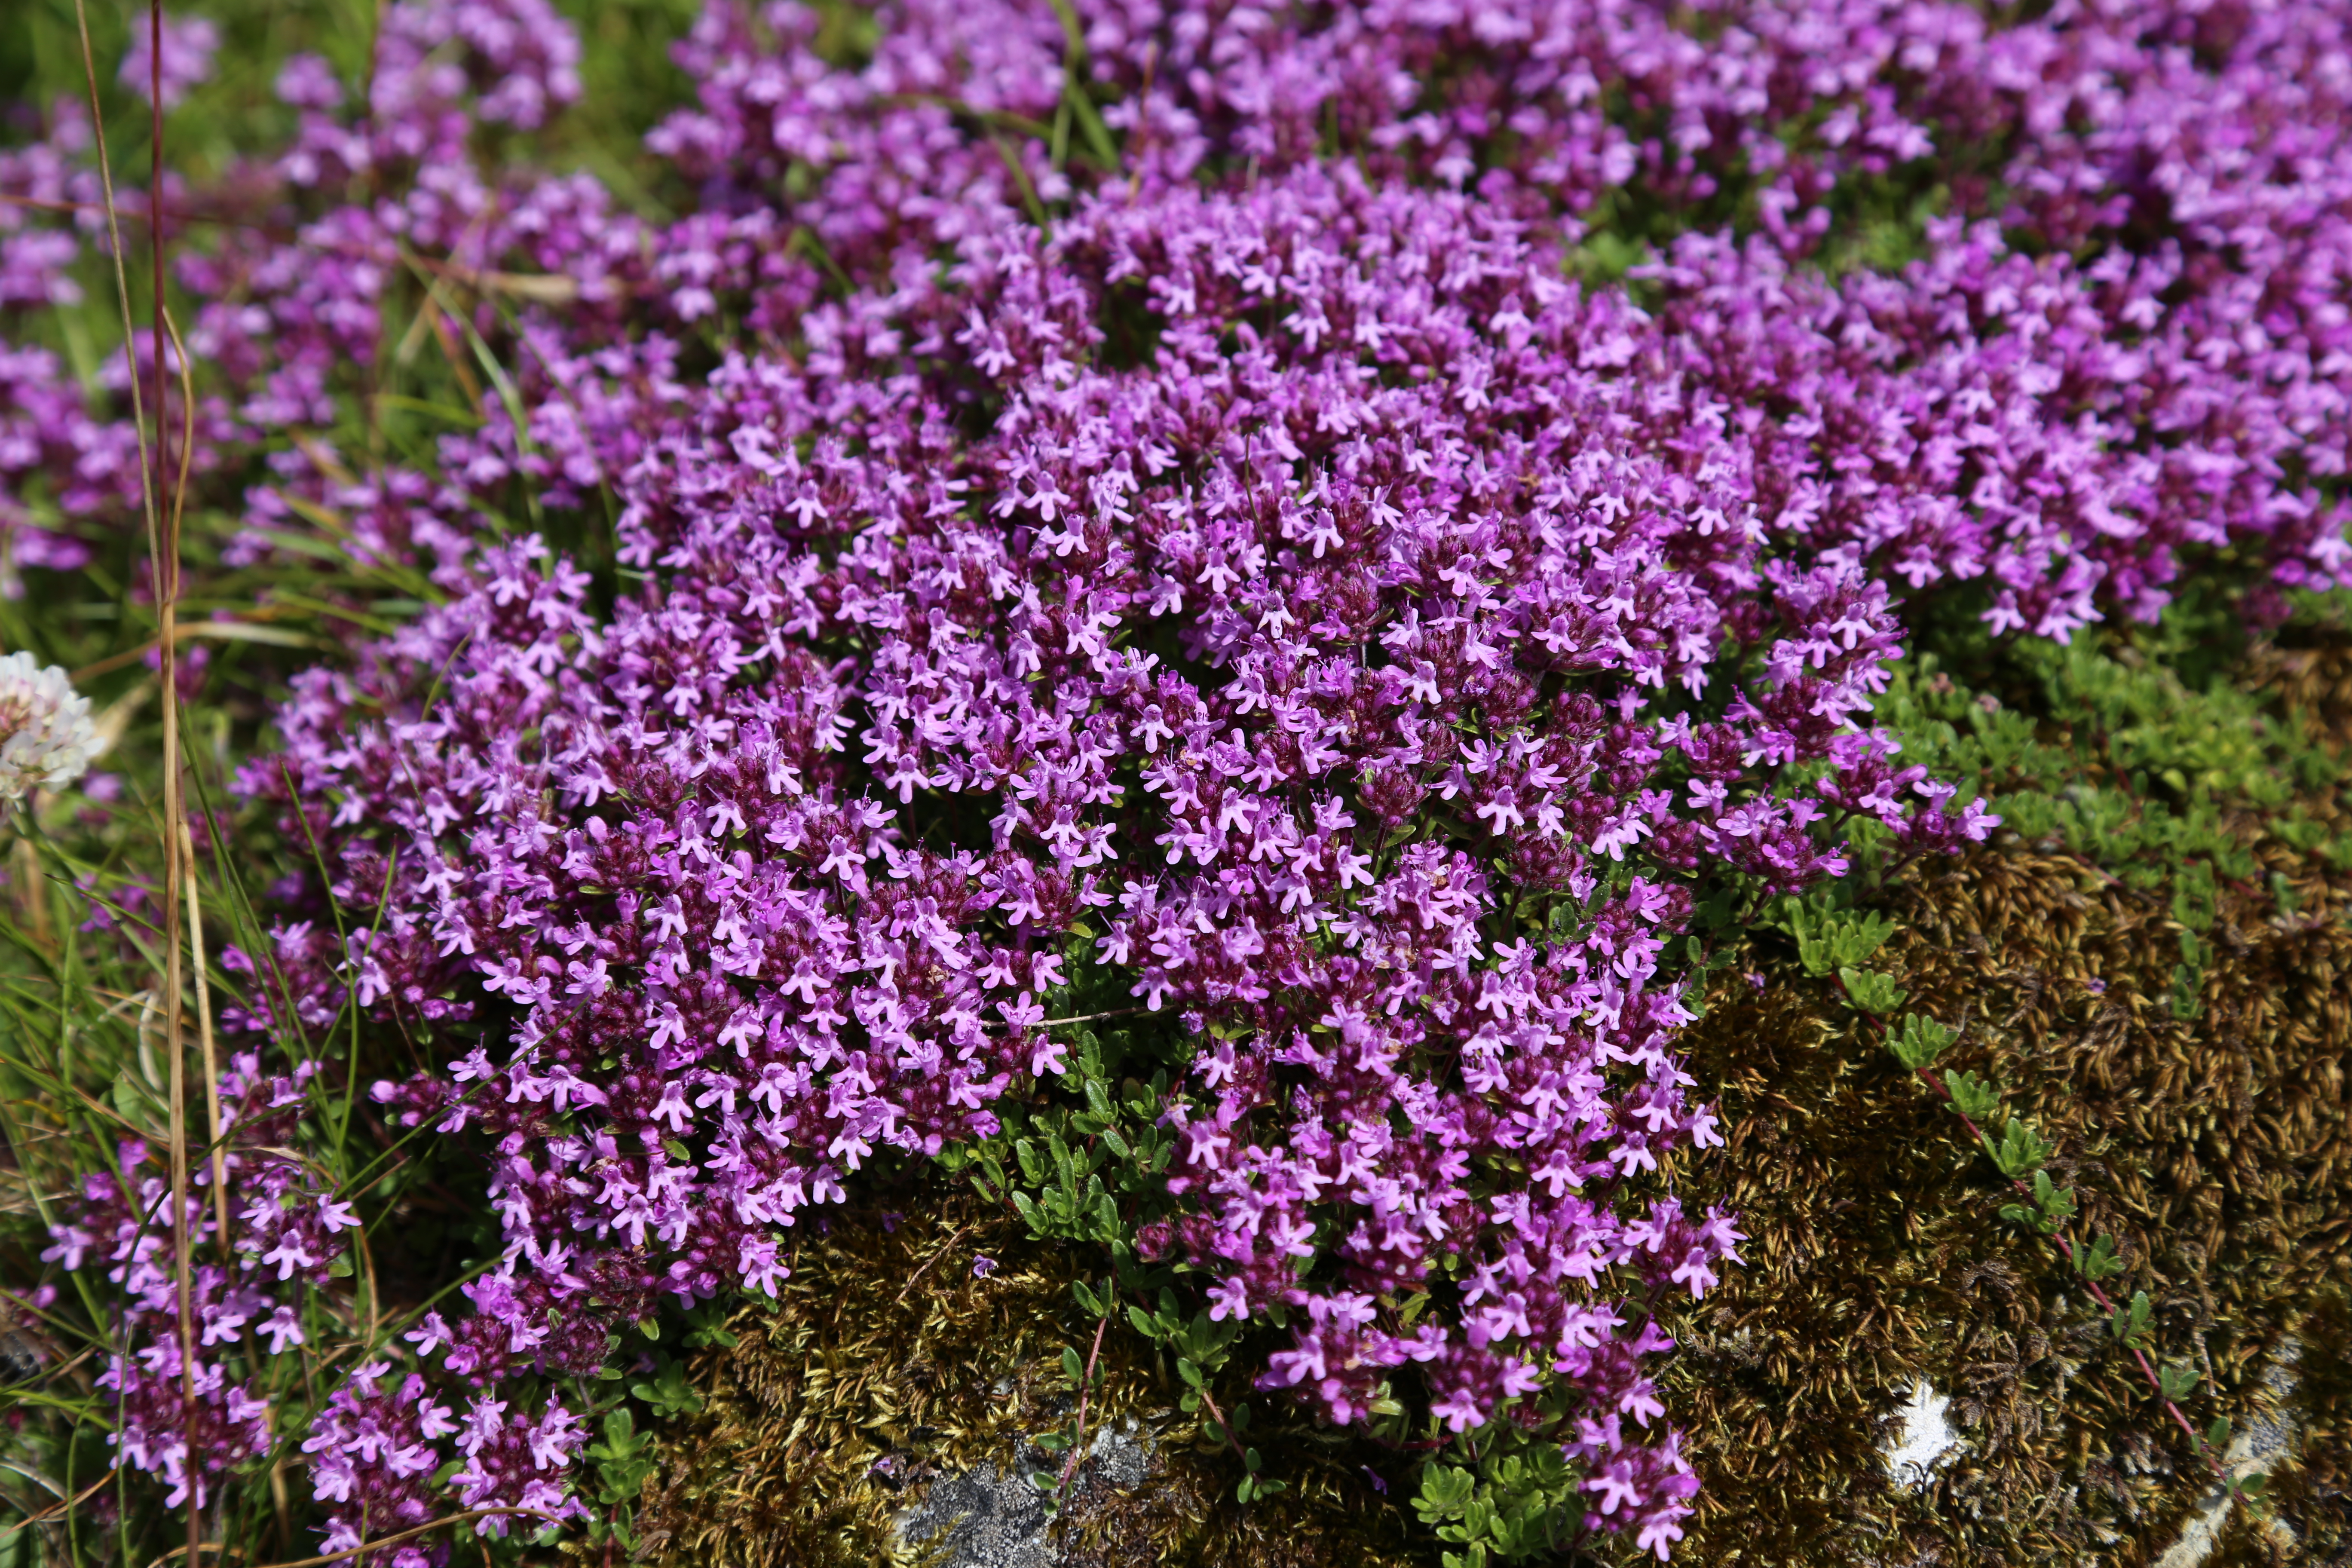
[0,0,2347,1564]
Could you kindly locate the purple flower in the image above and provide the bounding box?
[21,0,2352,1556]
[119,12,218,109]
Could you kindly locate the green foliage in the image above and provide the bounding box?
[1942,1069,2001,1124]
[1998,1168,2076,1234]
[1127,1292,1241,1412]
[2171,859,2217,932]
[1870,602,2347,887]
[580,1406,660,1550]
[1779,897,1897,978]
[1411,1443,1584,1567]
[588,1407,659,1501]
[1119,1294,1287,1502]
[2168,962,2204,1020]
[1838,965,1908,1014]
[2075,1234,2125,1280]
[949,1029,1176,1253]
[1888,1013,1959,1071]
[2158,1362,2200,1403]
[2170,928,2210,1020]
[1982,1116,2054,1180]
[2109,1289,2156,1348]
[630,1357,705,1419]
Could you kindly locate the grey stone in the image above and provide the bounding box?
[2150,1339,2302,1568]
[894,1423,1154,1568]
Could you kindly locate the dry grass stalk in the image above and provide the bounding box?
[66,0,203,1552]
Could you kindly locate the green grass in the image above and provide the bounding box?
[0,4,711,1562]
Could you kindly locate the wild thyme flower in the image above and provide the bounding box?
[118,12,220,110]
[15,0,2352,1555]
[230,163,1999,1555]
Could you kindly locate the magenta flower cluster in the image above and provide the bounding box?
[9,0,2351,1558]
[40,1055,346,1512]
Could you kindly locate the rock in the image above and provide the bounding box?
[2150,1341,2302,1568]
[1883,1379,1960,1491]
[894,1423,1154,1568]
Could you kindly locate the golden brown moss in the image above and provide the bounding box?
[635,1198,1423,1568]
[1661,845,2352,1568]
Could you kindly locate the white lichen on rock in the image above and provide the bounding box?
[1884,1379,1959,1491]
[894,1422,1153,1568]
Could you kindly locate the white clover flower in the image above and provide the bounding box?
[0,652,99,802]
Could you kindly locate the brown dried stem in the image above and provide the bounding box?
[181,818,230,1249]
[67,0,198,1556]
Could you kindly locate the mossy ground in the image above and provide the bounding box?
[631,1197,1423,1568]
[1664,845,2349,1567]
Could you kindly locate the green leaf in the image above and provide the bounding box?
[2030,1169,2077,1233]
[2169,962,2203,1020]
[2172,861,2217,932]
[1061,1346,1085,1386]
[1839,966,1908,1015]
[2158,1362,2199,1402]
[630,1360,704,1418]
[2076,1234,2125,1280]
[1943,1069,2001,1123]
[1834,911,1897,967]
[2205,1416,2232,1452]
[2268,866,2303,915]
[1890,1014,1957,1071]
[1414,1464,1476,1524]
[1785,900,1899,977]
[1984,1116,2053,1179]
[2110,1289,2155,1347]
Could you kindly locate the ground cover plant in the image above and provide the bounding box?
[0,0,2346,1564]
